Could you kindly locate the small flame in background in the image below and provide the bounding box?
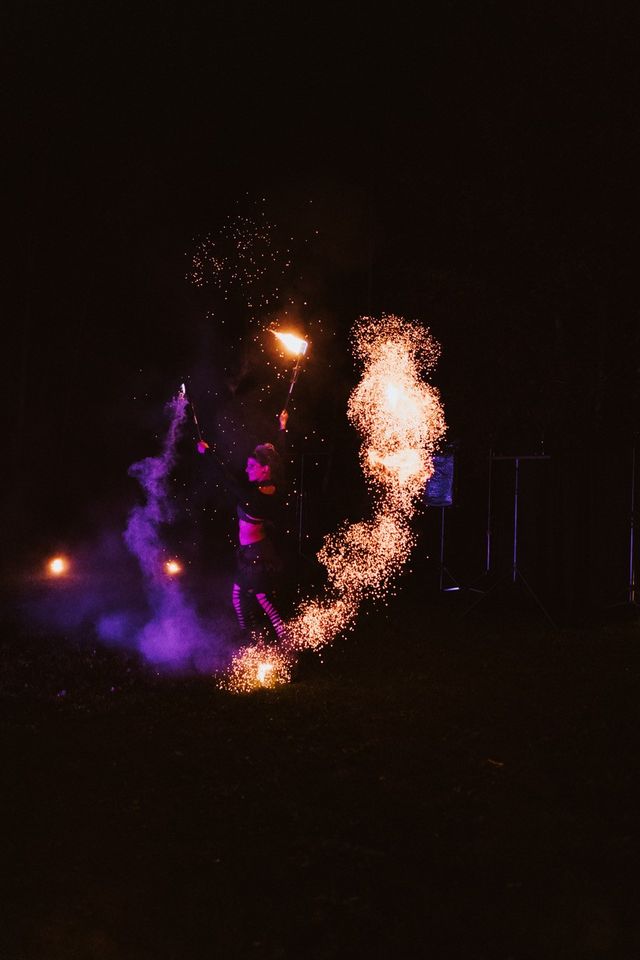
[48,556,68,577]
[225,315,446,692]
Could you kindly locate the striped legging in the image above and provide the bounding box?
[232,582,286,641]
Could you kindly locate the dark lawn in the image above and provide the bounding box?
[2,586,639,960]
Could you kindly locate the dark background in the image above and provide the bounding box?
[4,1,639,620]
[3,8,640,959]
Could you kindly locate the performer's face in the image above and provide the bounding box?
[246,457,271,483]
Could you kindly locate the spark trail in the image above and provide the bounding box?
[225,315,446,691]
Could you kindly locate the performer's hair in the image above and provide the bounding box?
[252,443,284,485]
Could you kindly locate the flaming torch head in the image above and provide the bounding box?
[271,330,309,357]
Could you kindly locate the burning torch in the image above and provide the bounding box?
[271,330,309,412]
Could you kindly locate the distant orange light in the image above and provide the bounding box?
[48,556,68,576]
[164,560,182,576]
[271,330,308,357]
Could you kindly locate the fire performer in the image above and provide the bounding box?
[198,410,290,643]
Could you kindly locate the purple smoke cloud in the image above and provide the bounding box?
[120,392,232,672]
[19,393,234,676]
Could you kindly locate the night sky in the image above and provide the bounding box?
[5,2,638,601]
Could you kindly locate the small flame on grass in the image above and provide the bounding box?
[222,639,292,693]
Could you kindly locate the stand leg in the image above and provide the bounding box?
[436,507,462,592]
[464,453,556,626]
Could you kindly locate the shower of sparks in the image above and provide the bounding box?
[226,315,446,689]
[224,638,293,693]
[271,330,309,356]
[186,208,292,310]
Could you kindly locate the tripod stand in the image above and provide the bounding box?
[466,453,557,627]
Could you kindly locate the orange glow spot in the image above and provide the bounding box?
[48,556,68,576]
[164,560,182,576]
[257,662,273,684]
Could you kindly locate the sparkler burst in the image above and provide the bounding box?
[348,315,446,514]
[226,314,446,690]
[224,638,293,693]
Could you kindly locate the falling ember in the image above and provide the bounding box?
[48,556,68,577]
[271,330,309,356]
[225,314,446,690]
[164,560,182,576]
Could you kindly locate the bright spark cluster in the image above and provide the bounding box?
[226,315,446,689]
[223,638,293,693]
[348,315,446,514]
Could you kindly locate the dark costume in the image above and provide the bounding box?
[208,430,287,641]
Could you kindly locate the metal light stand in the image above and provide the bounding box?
[627,441,637,605]
[425,448,473,594]
[605,436,639,611]
[435,505,464,592]
[466,453,557,627]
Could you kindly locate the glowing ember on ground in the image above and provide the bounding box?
[224,314,446,692]
[164,560,182,576]
[222,639,293,693]
[48,556,68,576]
[257,662,273,684]
[271,330,309,356]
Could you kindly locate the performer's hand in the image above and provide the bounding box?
[196,440,210,455]
[278,410,289,431]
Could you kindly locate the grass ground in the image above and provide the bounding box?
[2,582,639,959]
